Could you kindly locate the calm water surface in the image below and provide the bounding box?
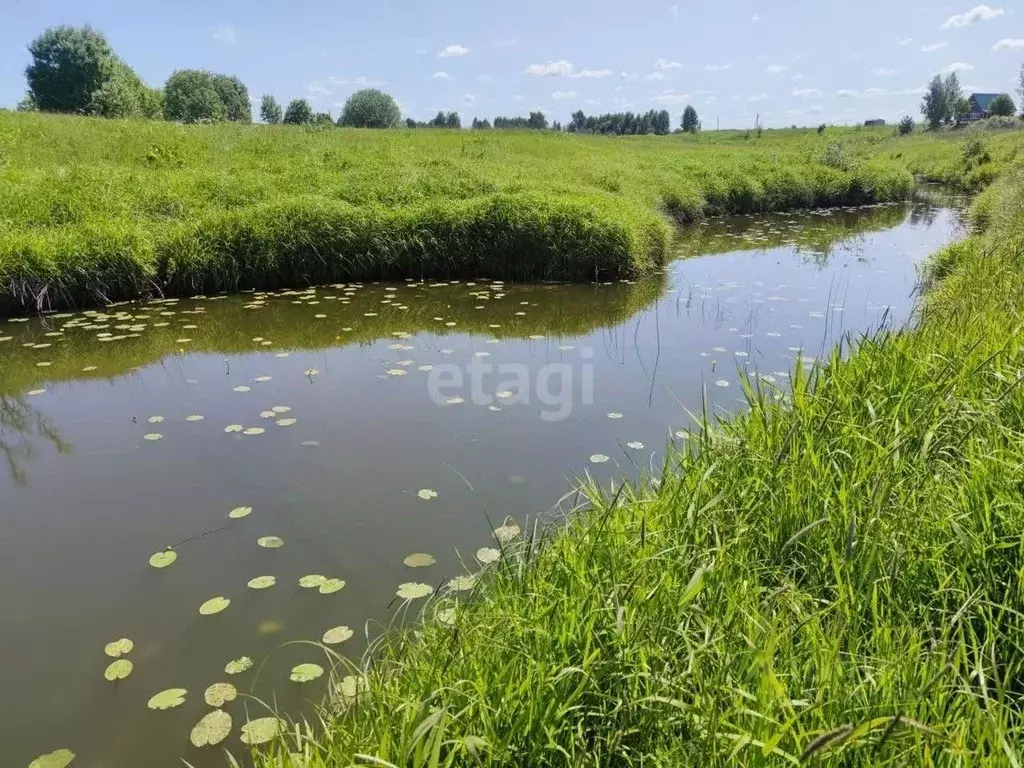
[1,201,961,767]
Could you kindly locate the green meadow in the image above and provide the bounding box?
[3,111,1014,315]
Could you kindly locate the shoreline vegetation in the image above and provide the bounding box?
[244,154,1024,764]
[3,111,1017,317]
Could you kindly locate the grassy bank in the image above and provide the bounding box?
[248,161,1024,764]
[4,113,1010,315]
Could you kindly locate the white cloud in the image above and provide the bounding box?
[307,83,331,96]
[941,61,974,73]
[644,72,668,81]
[462,93,476,104]
[752,13,761,22]
[438,44,469,58]
[864,87,889,97]
[898,37,914,45]
[872,67,898,76]
[766,64,788,74]
[431,71,451,79]
[212,25,239,43]
[669,4,680,18]
[703,63,734,71]
[941,4,1004,28]
[651,89,693,105]
[523,60,573,77]
[551,90,578,100]
[475,75,493,82]
[921,41,948,52]
[792,87,822,97]
[993,38,1024,51]
[573,68,614,78]
[655,58,683,70]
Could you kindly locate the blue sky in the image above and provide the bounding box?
[1,0,1022,127]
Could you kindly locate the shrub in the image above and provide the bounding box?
[962,135,991,168]
[819,141,850,170]
[817,123,826,135]
[26,25,115,113]
[283,99,313,125]
[260,95,282,124]
[338,88,401,129]
[898,115,915,135]
[163,70,227,123]
[211,74,251,122]
[989,94,1016,118]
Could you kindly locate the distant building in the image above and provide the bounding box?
[964,93,1000,122]
[864,119,886,126]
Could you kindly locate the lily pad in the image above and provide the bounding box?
[224,424,243,433]
[271,405,291,413]
[447,574,478,592]
[335,675,368,703]
[149,549,177,569]
[147,688,187,710]
[240,717,284,745]
[142,433,163,441]
[185,414,204,422]
[436,607,457,627]
[148,416,165,424]
[199,596,230,616]
[589,454,610,464]
[247,575,276,589]
[493,522,521,545]
[228,506,253,519]
[403,553,436,567]
[104,659,133,682]
[233,386,251,393]
[319,578,346,594]
[224,656,253,675]
[606,412,624,420]
[397,582,433,600]
[204,682,237,707]
[476,547,501,564]
[322,626,354,645]
[28,749,75,768]
[104,637,134,657]
[190,709,232,747]
[276,418,297,427]
[257,536,283,548]
[289,663,324,683]
[626,441,645,450]
[298,574,327,588]
[243,427,265,436]
[416,489,438,500]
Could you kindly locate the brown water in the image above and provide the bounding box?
[1,200,962,768]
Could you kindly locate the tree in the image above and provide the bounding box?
[1018,63,1024,116]
[312,112,334,126]
[283,98,313,125]
[212,74,251,122]
[406,117,418,128]
[681,105,699,133]
[260,94,282,124]
[898,115,915,135]
[431,110,447,128]
[989,93,1016,117]
[921,74,946,129]
[164,70,227,122]
[445,111,461,129]
[943,72,963,125]
[338,88,401,128]
[527,111,548,130]
[26,25,115,113]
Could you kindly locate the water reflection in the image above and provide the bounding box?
[0,395,70,485]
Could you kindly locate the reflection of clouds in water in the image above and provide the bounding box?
[0,394,70,486]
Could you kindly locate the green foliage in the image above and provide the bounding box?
[26,25,115,113]
[283,99,313,125]
[260,94,282,124]
[338,88,401,129]
[898,115,915,135]
[566,109,671,136]
[446,111,461,129]
[989,93,1016,118]
[163,70,227,123]
[681,105,699,133]
[211,74,251,122]
[921,74,947,129]
[87,59,159,119]
[312,112,334,127]
[945,73,964,125]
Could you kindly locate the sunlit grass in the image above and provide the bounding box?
[245,164,1024,764]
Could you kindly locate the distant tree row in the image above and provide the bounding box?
[565,108,673,135]
[406,111,462,129]
[261,90,402,128]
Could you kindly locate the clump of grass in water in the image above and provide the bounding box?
[250,165,1024,765]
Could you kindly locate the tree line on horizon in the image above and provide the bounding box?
[12,24,713,136]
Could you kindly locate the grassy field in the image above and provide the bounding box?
[237,151,1024,765]
[3,112,1016,315]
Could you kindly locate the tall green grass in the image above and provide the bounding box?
[5,113,1007,315]
[249,164,1024,765]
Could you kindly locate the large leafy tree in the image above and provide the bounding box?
[26,25,115,113]
[260,94,282,124]
[682,105,699,133]
[338,88,402,128]
[164,70,227,122]
[989,93,1016,117]
[211,74,251,122]
[283,98,313,125]
[921,74,946,129]
[943,72,964,125]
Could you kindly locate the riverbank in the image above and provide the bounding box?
[2,113,1011,315]
[253,159,1024,763]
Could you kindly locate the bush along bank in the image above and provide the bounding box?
[250,163,1024,766]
